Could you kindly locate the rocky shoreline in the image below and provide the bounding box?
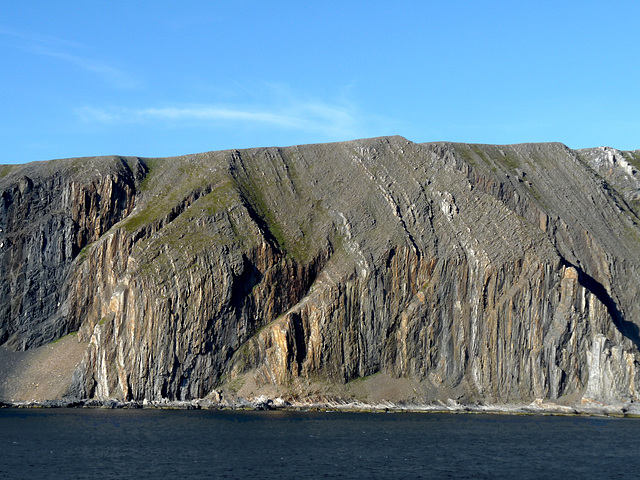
[2,396,639,417]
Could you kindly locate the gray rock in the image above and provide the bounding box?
[2,137,640,412]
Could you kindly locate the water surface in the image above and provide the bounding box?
[1,409,638,479]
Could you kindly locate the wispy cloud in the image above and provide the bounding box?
[77,100,361,138]
[0,25,83,49]
[29,46,139,89]
[0,26,139,89]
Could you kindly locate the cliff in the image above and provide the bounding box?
[2,137,640,413]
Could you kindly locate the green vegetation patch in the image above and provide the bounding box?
[0,165,15,178]
[347,371,381,384]
[98,314,115,326]
[232,150,330,263]
[224,376,246,395]
[453,144,499,173]
[121,158,226,233]
[121,203,166,232]
[76,242,93,264]
[453,145,478,167]
[130,181,260,284]
[500,152,520,170]
[625,151,640,171]
[231,342,257,374]
[198,178,244,216]
[51,331,78,344]
[455,144,523,174]
[137,158,162,192]
[235,172,290,252]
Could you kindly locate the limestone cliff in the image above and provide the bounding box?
[2,137,640,411]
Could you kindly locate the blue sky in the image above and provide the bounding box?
[1,1,639,164]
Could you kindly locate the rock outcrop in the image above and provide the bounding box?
[2,137,640,412]
[0,156,145,350]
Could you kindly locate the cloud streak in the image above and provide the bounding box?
[77,101,361,138]
[29,46,139,89]
[0,25,83,49]
[0,26,139,89]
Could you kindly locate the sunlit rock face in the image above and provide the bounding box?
[2,137,640,408]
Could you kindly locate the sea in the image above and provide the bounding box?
[1,408,638,479]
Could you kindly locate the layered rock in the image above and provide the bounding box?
[2,137,640,410]
[0,156,145,350]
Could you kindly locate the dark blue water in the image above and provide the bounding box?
[1,409,639,479]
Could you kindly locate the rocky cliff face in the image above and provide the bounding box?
[2,137,640,410]
[0,156,145,350]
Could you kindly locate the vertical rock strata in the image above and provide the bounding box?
[0,156,145,350]
[1,137,640,408]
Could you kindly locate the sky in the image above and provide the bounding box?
[1,1,639,164]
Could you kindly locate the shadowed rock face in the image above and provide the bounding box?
[2,137,640,407]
